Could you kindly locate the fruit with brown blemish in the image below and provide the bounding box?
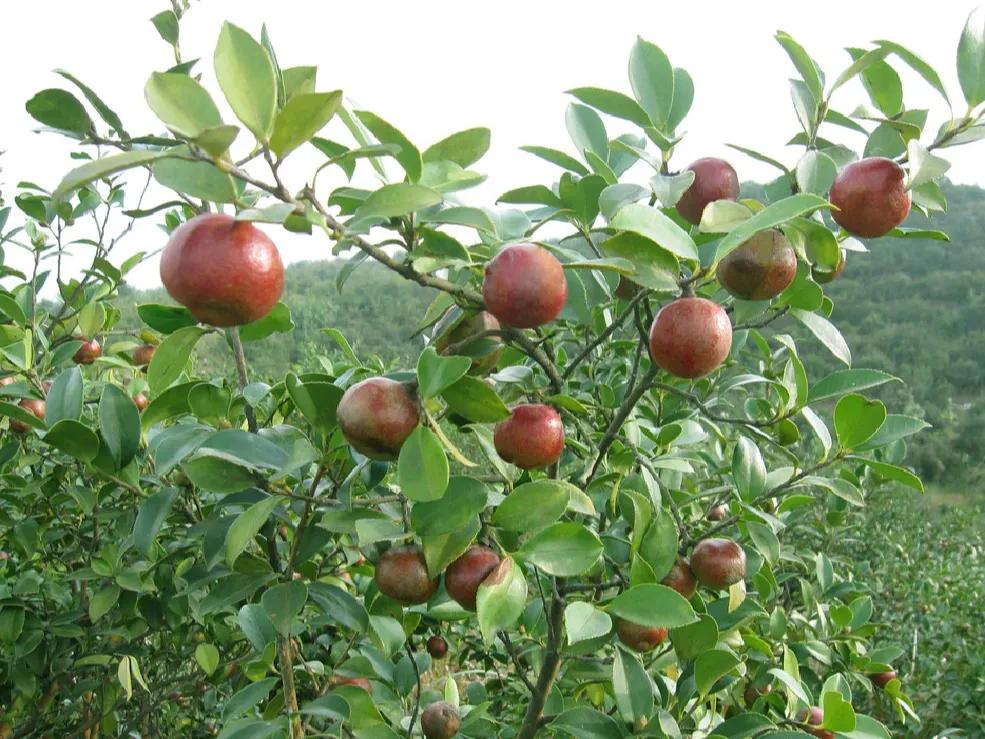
[337,377,420,460]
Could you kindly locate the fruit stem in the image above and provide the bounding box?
[226,327,258,433]
[515,595,564,739]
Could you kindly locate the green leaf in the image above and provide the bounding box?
[628,37,673,127]
[795,150,838,195]
[613,648,654,723]
[397,427,449,502]
[355,110,422,181]
[152,157,239,204]
[906,139,951,189]
[775,31,823,100]
[195,643,220,676]
[26,88,92,134]
[520,523,603,577]
[270,91,342,159]
[748,522,780,565]
[476,556,527,643]
[607,584,697,628]
[150,10,179,44]
[133,488,179,556]
[214,22,277,139]
[285,375,343,432]
[226,496,281,566]
[369,614,406,656]
[822,690,857,731]
[492,480,571,531]
[261,581,308,636]
[857,459,924,492]
[239,303,295,342]
[637,508,678,580]
[411,476,487,536]
[43,420,99,461]
[55,69,125,137]
[137,303,197,334]
[790,308,851,366]
[714,194,830,264]
[959,8,985,107]
[237,604,278,652]
[858,414,929,450]
[422,517,480,576]
[442,375,510,423]
[354,183,442,220]
[182,453,256,493]
[519,146,590,175]
[733,437,767,500]
[695,649,741,698]
[834,394,887,450]
[830,47,891,94]
[599,231,679,292]
[567,87,652,128]
[809,369,899,403]
[89,584,120,622]
[45,367,83,425]
[564,601,612,645]
[610,202,698,261]
[0,400,43,431]
[144,72,222,138]
[670,614,719,660]
[417,347,471,399]
[566,103,609,161]
[99,384,141,469]
[551,708,624,739]
[875,40,950,105]
[148,326,207,394]
[224,677,279,720]
[423,127,491,168]
[53,150,167,203]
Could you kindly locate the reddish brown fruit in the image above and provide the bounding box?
[337,378,420,460]
[676,157,740,225]
[812,250,846,284]
[614,276,641,300]
[661,557,697,600]
[482,243,567,328]
[160,213,284,327]
[744,682,773,706]
[796,707,834,739]
[445,545,501,611]
[427,635,448,659]
[433,311,502,376]
[328,675,372,694]
[615,618,668,652]
[132,344,156,367]
[707,504,729,521]
[870,670,897,689]
[10,398,46,433]
[374,545,438,605]
[133,394,149,412]
[829,157,910,238]
[493,404,564,469]
[73,337,101,365]
[718,230,797,301]
[648,297,732,379]
[690,538,746,589]
[420,701,461,739]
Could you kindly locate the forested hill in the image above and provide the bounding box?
[113,181,985,488]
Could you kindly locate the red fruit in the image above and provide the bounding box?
[829,157,911,238]
[482,243,567,328]
[133,394,149,412]
[648,297,732,379]
[615,618,668,652]
[374,545,438,605]
[420,700,461,739]
[690,538,746,589]
[676,157,740,225]
[337,378,420,460]
[329,675,372,694]
[445,545,501,611]
[10,398,46,433]
[744,682,773,705]
[433,311,502,376]
[661,557,697,600]
[870,670,897,689]
[160,213,284,327]
[796,707,834,739]
[73,337,101,365]
[707,504,729,521]
[493,404,564,469]
[717,230,797,301]
[132,344,156,367]
[812,250,846,284]
[614,276,641,300]
[427,635,448,659]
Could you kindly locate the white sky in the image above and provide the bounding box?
[1,0,983,291]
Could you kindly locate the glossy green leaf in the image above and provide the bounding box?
[628,37,673,127]
[148,326,207,394]
[441,375,510,423]
[45,367,83,425]
[417,347,471,399]
[397,427,449,502]
[43,420,99,461]
[695,649,741,697]
[714,194,830,264]
[354,183,442,220]
[355,110,422,181]
[144,72,222,138]
[132,488,179,556]
[607,584,697,628]
[270,90,342,159]
[411,476,487,536]
[834,394,887,450]
[613,648,654,723]
[491,480,570,531]
[733,437,767,500]
[214,22,277,139]
[262,581,307,636]
[53,150,167,202]
[225,496,281,566]
[26,88,92,134]
[520,523,603,577]
[611,202,698,261]
[423,127,491,168]
[99,384,141,469]
[564,601,612,645]
[790,308,851,366]
[476,556,527,643]
[194,643,220,676]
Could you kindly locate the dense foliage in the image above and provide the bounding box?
[2,5,985,739]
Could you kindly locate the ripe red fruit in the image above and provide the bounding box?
[445,545,501,611]
[870,670,897,689]
[73,337,101,365]
[433,311,502,376]
[482,243,567,328]
[10,398,46,433]
[374,545,438,605]
[812,250,846,284]
[661,557,697,600]
[160,213,284,327]
[493,404,564,469]
[676,157,740,225]
[421,701,461,739]
[718,230,797,301]
[690,538,746,589]
[648,297,732,379]
[829,157,911,238]
[707,504,729,521]
[328,675,372,694]
[615,618,668,652]
[132,344,156,367]
[337,378,420,460]
[796,707,834,739]
[427,635,448,659]
[133,394,149,412]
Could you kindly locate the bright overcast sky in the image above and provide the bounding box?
[1,0,983,290]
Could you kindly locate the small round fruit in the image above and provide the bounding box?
[337,378,420,460]
[133,394,149,412]
[648,297,732,379]
[718,230,797,301]
[374,545,438,605]
[445,545,501,611]
[433,311,502,376]
[10,398,46,433]
[132,344,156,367]
[829,157,910,238]
[707,504,729,521]
[420,700,461,739]
[796,707,834,739]
[870,670,897,689]
[328,675,372,694]
[812,250,846,284]
[614,275,641,300]
[493,404,564,469]
[690,538,747,589]
[744,682,773,706]
[661,557,697,600]
[482,243,567,328]
[160,213,285,327]
[676,157,740,225]
[615,618,667,652]
[427,635,448,659]
[73,337,101,365]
